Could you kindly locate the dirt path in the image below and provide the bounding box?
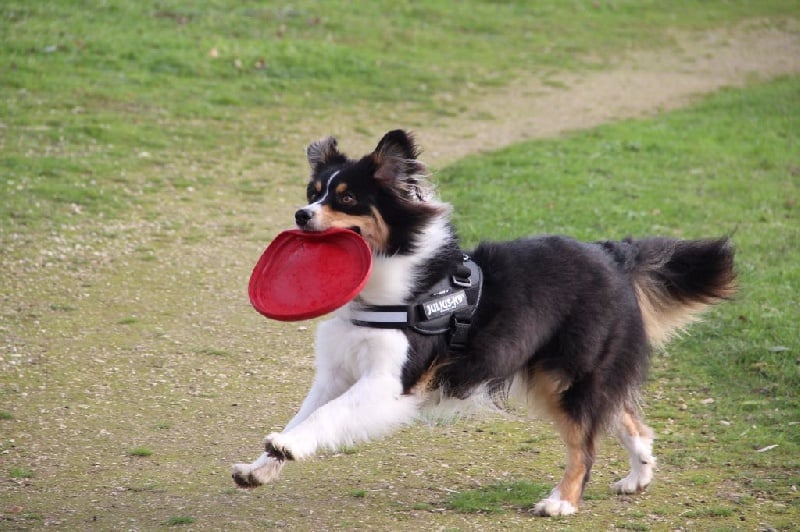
[3,19,799,531]
[363,21,800,166]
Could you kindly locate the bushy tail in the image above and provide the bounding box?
[629,237,736,347]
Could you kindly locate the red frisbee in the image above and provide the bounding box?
[249,228,373,321]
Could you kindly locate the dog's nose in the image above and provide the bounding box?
[295,208,313,227]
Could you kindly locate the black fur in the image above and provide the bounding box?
[431,236,650,422]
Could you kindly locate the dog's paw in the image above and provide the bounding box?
[532,497,577,517]
[231,457,284,489]
[611,456,654,494]
[264,432,313,461]
[611,469,652,494]
[231,463,264,489]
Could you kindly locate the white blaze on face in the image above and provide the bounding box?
[313,170,340,206]
[302,170,340,231]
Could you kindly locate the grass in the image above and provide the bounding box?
[2,1,798,230]
[446,481,550,514]
[1,0,799,529]
[129,447,154,458]
[9,467,35,479]
[165,516,195,526]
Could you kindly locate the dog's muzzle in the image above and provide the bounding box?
[295,208,314,229]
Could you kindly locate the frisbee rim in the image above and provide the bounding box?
[248,228,372,321]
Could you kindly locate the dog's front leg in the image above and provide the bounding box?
[231,450,285,488]
[264,373,419,461]
[231,365,352,488]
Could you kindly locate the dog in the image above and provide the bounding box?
[232,130,736,516]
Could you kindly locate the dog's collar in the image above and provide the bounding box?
[350,255,483,349]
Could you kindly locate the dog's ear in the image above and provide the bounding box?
[372,130,427,187]
[307,136,345,169]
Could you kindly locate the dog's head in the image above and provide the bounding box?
[294,130,448,255]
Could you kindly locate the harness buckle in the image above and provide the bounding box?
[451,274,472,288]
[451,259,473,288]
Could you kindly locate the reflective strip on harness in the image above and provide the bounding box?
[350,308,408,324]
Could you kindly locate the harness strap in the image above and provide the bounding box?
[350,255,483,350]
[448,310,473,350]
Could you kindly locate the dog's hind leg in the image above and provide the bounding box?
[529,371,597,516]
[611,404,655,494]
[532,425,596,516]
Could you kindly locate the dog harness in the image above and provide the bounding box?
[349,255,483,350]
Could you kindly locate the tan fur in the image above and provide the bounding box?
[528,371,592,507]
[558,439,592,506]
[527,370,570,420]
[408,366,437,396]
[633,277,735,348]
[633,282,702,347]
[618,404,653,441]
[315,205,390,252]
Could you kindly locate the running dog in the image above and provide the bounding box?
[232,130,735,516]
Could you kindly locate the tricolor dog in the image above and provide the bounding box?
[232,130,736,516]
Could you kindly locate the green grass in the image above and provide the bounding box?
[682,507,734,518]
[165,516,195,526]
[446,481,551,513]
[2,1,797,229]
[129,447,154,457]
[195,347,229,357]
[9,467,34,479]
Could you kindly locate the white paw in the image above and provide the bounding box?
[532,497,577,517]
[231,456,284,488]
[611,467,653,494]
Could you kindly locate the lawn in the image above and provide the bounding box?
[1,1,799,529]
[2,0,798,228]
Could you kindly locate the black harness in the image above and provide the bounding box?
[350,255,483,350]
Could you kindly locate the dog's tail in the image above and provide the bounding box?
[608,237,736,347]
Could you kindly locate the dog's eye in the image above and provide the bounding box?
[339,191,357,206]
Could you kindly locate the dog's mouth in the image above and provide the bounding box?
[296,224,361,236]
